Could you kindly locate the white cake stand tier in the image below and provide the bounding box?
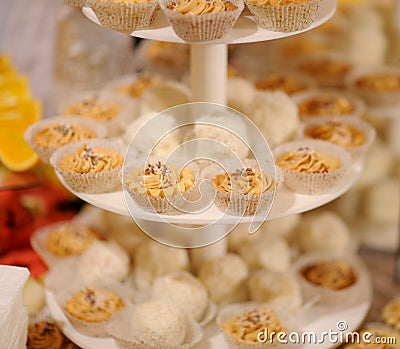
[56,160,362,224]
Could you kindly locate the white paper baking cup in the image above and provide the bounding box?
[292,89,366,120]
[345,66,400,107]
[30,220,100,268]
[160,0,244,41]
[217,302,296,349]
[106,303,203,349]
[293,253,361,306]
[56,281,132,337]
[299,116,376,159]
[50,139,126,194]
[199,301,217,327]
[273,139,351,195]
[212,168,283,216]
[245,0,321,33]
[59,90,139,137]
[24,116,107,164]
[124,163,198,214]
[88,0,160,34]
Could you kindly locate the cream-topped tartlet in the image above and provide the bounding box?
[167,0,238,14]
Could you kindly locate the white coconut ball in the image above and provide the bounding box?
[248,270,302,310]
[79,241,130,283]
[238,235,291,272]
[364,178,400,225]
[258,214,301,239]
[132,301,187,346]
[132,240,190,290]
[246,90,299,148]
[355,139,394,189]
[152,271,208,322]
[198,253,249,304]
[227,77,257,114]
[295,212,354,257]
[193,111,250,161]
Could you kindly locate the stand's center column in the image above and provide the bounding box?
[190,44,228,104]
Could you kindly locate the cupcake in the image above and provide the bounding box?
[254,71,314,96]
[27,321,79,349]
[294,254,359,305]
[300,116,376,158]
[218,303,288,349]
[65,0,86,7]
[160,0,244,41]
[294,54,353,88]
[30,221,100,267]
[124,161,196,213]
[346,66,400,107]
[151,271,214,325]
[89,0,160,34]
[293,90,365,120]
[382,298,400,331]
[274,140,351,195]
[61,286,125,337]
[211,167,280,216]
[25,116,106,164]
[244,0,321,33]
[107,301,203,349]
[61,92,137,136]
[50,139,125,194]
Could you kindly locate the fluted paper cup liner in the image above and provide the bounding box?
[273,139,351,195]
[199,301,217,327]
[59,90,139,137]
[160,0,244,41]
[292,89,366,120]
[50,139,126,194]
[211,167,283,217]
[299,116,376,160]
[89,0,159,34]
[345,66,400,107]
[245,0,320,33]
[56,281,132,337]
[30,220,101,268]
[293,253,362,306]
[65,0,86,7]
[217,302,296,349]
[107,304,203,349]
[124,163,198,214]
[24,116,107,164]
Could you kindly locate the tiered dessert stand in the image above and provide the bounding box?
[46,1,374,348]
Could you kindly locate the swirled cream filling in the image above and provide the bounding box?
[63,95,121,121]
[34,122,96,148]
[168,0,237,14]
[305,122,365,148]
[27,322,64,349]
[277,147,340,173]
[222,305,286,343]
[356,74,400,92]
[298,95,355,118]
[255,73,308,95]
[64,288,125,323]
[127,161,195,197]
[59,144,123,174]
[212,168,276,195]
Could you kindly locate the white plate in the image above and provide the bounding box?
[54,160,362,224]
[82,0,336,45]
[45,256,372,349]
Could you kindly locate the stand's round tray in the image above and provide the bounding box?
[82,0,336,44]
[55,160,362,224]
[46,256,372,349]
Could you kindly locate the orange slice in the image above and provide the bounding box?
[0,100,42,131]
[0,129,39,172]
